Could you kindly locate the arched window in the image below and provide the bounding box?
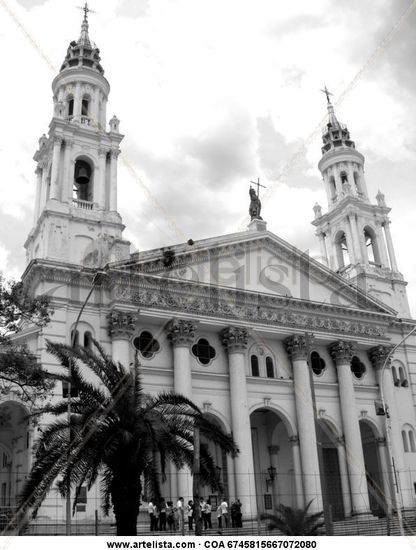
[350,356,366,379]
[363,226,381,265]
[67,97,74,119]
[73,159,93,202]
[266,357,274,378]
[251,355,259,377]
[192,338,216,365]
[329,176,336,198]
[334,231,350,270]
[81,96,90,117]
[84,331,93,350]
[340,171,348,184]
[409,430,416,452]
[399,366,408,387]
[402,430,409,452]
[392,366,399,386]
[310,351,326,376]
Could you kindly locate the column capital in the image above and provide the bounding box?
[288,435,299,446]
[107,310,138,339]
[368,345,394,370]
[98,148,108,158]
[53,136,63,146]
[110,149,121,159]
[167,318,197,347]
[220,326,248,353]
[283,334,314,361]
[335,435,345,447]
[329,340,355,366]
[376,436,386,446]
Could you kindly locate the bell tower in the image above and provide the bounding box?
[25,5,130,268]
[312,91,410,318]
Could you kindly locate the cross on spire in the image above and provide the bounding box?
[78,2,95,22]
[320,84,333,105]
[250,177,266,198]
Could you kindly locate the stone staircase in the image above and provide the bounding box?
[332,511,416,536]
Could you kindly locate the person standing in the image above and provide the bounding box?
[205,498,212,529]
[200,497,207,530]
[166,501,175,531]
[187,500,194,531]
[148,500,155,532]
[177,497,185,534]
[159,499,167,531]
[235,499,242,528]
[220,497,229,528]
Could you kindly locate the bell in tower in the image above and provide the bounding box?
[73,160,92,202]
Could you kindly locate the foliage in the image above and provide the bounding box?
[261,500,325,536]
[0,274,53,404]
[19,339,238,535]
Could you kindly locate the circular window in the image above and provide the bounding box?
[351,356,366,379]
[310,351,326,375]
[133,331,160,359]
[192,338,216,365]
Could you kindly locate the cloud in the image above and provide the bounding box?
[116,0,150,18]
[16,0,48,9]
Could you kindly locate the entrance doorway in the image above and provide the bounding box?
[360,420,385,516]
[316,421,344,520]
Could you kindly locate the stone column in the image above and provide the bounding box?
[284,335,322,512]
[74,82,82,122]
[335,436,352,517]
[317,232,328,266]
[375,224,389,267]
[348,213,362,263]
[107,310,137,370]
[376,437,393,514]
[221,326,257,519]
[329,341,369,514]
[289,435,304,509]
[382,221,398,271]
[356,216,368,264]
[109,150,119,211]
[63,139,74,202]
[50,137,63,201]
[344,218,356,264]
[39,161,49,210]
[98,149,108,209]
[167,318,198,502]
[33,167,42,223]
[368,345,413,509]
[93,86,101,127]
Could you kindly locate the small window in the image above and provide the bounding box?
[68,98,74,117]
[402,430,409,452]
[409,431,416,452]
[81,98,89,117]
[133,331,160,359]
[84,331,93,350]
[62,381,79,399]
[251,355,259,377]
[266,357,274,378]
[340,171,348,183]
[192,338,216,365]
[392,366,400,386]
[310,351,326,376]
[2,453,8,468]
[351,356,366,379]
[399,366,408,387]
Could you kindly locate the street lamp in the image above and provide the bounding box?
[266,466,277,492]
[377,322,416,537]
[66,270,106,535]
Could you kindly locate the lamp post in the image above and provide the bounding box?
[65,270,106,536]
[377,322,416,537]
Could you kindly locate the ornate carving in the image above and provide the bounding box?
[335,436,345,446]
[329,340,355,365]
[107,310,137,339]
[166,318,197,347]
[220,326,249,353]
[368,345,394,370]
[284,334,314,361]
[376,437,386,446]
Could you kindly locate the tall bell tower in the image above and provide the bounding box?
[312,92,410,318]
[25,5,130,268]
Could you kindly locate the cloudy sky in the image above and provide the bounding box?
[1,0,416,312]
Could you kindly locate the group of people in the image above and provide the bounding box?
[147,497,243,532]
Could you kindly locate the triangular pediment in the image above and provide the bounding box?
[113,230,396,316]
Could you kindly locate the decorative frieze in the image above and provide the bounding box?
[284,334,314,361]
[166,318,197,347]
[107,310,137,339]
[368,345,394,370]
[220,326,249,353]
[329,340,355,365]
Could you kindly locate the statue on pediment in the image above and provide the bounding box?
[249,186,262,220]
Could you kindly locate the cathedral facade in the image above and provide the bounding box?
[2,12,416,527]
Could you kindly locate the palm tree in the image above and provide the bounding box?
[261,500,324,536]
[18,340,238,535]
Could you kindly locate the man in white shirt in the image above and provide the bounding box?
[220,498,229,528]
[176,497,184,534]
